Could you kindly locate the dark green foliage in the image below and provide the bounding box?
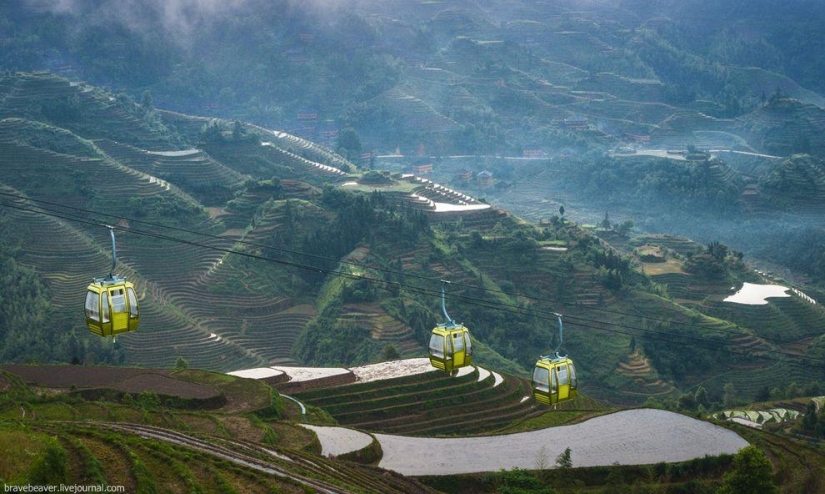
[295,301,380,366]
[0,256,51,361]
[261,426,279,446]
[684,242,745,280]
[718,445,778,494]
[336,127,362,163]
[555,447,572,469]
[138,391,161,411]
[27,436,68,485]
[563,156,743,215]
[801,402,818,433]
[642,323,727,381]
[759,155,825,203]
[380,344,400,360]
[298,187,428,285]
[337,437,383,465]
[40,95,82,123]
[254,389,285,420]
[495,469,556,494]
[294,316,379,367]
[342,278,377,303]
[126,195,204,223]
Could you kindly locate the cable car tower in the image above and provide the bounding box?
[84,226,140,338]
[428,281,473,375]
[531,314,577,405]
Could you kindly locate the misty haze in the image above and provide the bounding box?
[1,1,824,492]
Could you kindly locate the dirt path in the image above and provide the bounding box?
[310,409,748,476]
[94,422,348,493]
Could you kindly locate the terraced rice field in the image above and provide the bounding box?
[294,366,553,436]
[305,408,748,476]
[340,304,422,357]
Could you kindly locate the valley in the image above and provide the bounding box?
[2,0,825,491]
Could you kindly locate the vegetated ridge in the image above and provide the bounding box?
[1,72,825,412]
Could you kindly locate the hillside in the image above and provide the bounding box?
[0,365,437,494]
[2,362,825,493]
[4,0,825,289]
[1,72,825,411]
[1,2,825,491]
[2,0,825,158]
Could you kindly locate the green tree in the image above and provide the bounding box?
[601,211,611,230]
[695,386,710,409]
[555,447,572,469]
[617,219,634,236]
[723,382,738,408]
[718,445,778,494]
[678,392,697,411]
[336,126,362,161]
[769,387,784,401]
[232,120,244,140]
[28,437,68,485]
[380,344,400,361]
[802,401,818,433]
[140,89,154,111]
[604,462,628,494]
[175,356,189,370]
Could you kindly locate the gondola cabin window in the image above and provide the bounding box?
[557,363,570,387]
[85,291,100,321]
[111,288,126,313]
[452,332,464,354]
[429,333,445,358]
[533,366,550,393]
[101,292,111,322]
[127,287,139,318]
[569,362,578,390]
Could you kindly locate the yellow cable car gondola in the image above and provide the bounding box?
[84,226,140,337]
[428,281,473,375]
[532,314,577,405]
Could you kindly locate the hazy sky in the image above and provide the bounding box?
[26,0,252,38]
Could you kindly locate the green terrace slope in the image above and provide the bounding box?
[1,72,825,407]
[759,154,825,212]
[0,366,436,494]
[4,361,825,493]
[7,1,825,163]
[291,366,601,436]
[0,72,181,150]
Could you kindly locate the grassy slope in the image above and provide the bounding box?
[3,364,824,494]
[1,72,825,408]
[0,368,436,493]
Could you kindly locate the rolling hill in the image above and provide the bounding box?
[2,359,824,493]
[1,72,824,412]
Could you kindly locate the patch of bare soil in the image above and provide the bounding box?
[113,373,218,399]
[1,364,161,388]
[0,365,220,400]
